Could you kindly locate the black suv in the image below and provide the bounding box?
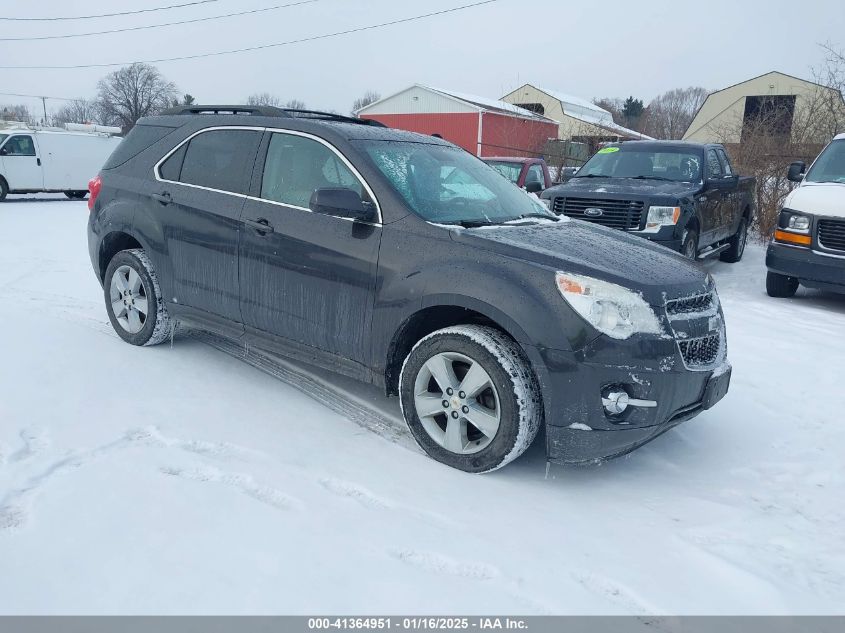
[87,105,731,473]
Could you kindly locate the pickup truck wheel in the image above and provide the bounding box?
[0,178,7,201]
[104,249,172,346]
[399,325,542,473]
[681,229,699,260]
[720,218,748,263]
[766,271,799,298]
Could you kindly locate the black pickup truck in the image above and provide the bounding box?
[541,141,756,262]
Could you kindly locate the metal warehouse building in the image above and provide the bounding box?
[355,84,558,157]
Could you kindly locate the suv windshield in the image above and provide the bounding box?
[805,139,845,183]
[483,160,522,183]
[357,141,553,225]
[577,145,703,182]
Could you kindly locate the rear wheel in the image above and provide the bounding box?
[399,325,542,473]
[766,271,799,298]
[681,228,699,260]
[0,178,8,201]
[103,249,172,346]
[720,217,748,263]
[64,191,88,200]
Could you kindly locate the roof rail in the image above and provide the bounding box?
[160,104,386,127]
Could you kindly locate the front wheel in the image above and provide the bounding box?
[681,228,699,260]
[766,271,799,298]
[104,249,172,346]
[399,325,542,473]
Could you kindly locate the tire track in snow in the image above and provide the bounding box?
[194,332,413,448]
[0,426,257,534]
[7,428,50,464]
[160,465,301,511]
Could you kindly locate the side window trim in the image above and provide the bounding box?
[154,125,265,197]
[154,125,382,225]
[252,127,382,225]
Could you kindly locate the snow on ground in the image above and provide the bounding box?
[0,196,843,614]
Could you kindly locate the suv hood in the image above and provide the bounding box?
[449,220,710,305]
[785,182,845,219]
[550,177,699,199]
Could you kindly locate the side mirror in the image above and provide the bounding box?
[525,180,543,193]
[787,161,806,183]
[309,187,375,222]
[0,147,7,156]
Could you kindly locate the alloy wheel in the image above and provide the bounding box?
[109,265,149,334]
[412,352,501,454]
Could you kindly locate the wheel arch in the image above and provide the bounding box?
[383,296,544,397]
[98,230,145,282]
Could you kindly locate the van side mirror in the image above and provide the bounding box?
[0,147,7,156]
[525,180,544,193]
[309,187,376,222]
[787,161,806,183]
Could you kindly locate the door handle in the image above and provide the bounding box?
[37,158,41,166]
[245,218,274,235]
[152,191,171,205]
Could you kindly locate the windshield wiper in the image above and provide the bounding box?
[442,219,500,228]
[629,175,674,182]
[573,173,608,178]
[513,212,558,221]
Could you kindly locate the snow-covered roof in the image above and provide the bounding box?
[426,86,550,120]
[520,85,654,140]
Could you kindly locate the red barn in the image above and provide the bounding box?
[356,84,558,158]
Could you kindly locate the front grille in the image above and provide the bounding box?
[818,219,845,252]
[678,334,721,369]
[553,197,644,230]
[666,293,714,317]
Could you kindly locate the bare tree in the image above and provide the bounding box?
[284,99,306,110]
[643,86,708,139]
[52,98,99,126]
[96,63,177,132]
[246,92,282,107]
[0,104,32,123]
[351,90,380,115]
[592,97,624,124]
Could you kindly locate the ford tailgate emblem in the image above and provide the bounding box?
[584,207,604,217]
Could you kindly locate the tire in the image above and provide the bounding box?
[399,325,542,473]
[766,271,799,298]
[681,228,699,260]
[720,217,748,263]
[103,248,172,346]
[65,191,88,200]
[0,178,7,202]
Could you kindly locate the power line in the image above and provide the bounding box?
[0,0,500,70]
[0,0,222,22]
[0,91,75,102]
[0,1,317,41]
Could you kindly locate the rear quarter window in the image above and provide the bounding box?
[102,124,176,170]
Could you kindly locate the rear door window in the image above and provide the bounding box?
[177,129,263,194]
[260,132,364,208]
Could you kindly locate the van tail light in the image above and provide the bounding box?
[88,174,102,212]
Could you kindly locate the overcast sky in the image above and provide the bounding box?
[1,0,843,119]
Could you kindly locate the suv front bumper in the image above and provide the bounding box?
[766,242,845,293]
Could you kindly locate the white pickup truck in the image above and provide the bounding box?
[766,133,845,297]
[0,123,122,201]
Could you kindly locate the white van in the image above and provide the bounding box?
[766,132,845,297]
[0,123,123,201]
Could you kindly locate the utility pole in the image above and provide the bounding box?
[41,96,48,125]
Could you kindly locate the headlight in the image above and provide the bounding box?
[555,272,663,340]
[784,212,810,233]
[643,206,680,232]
